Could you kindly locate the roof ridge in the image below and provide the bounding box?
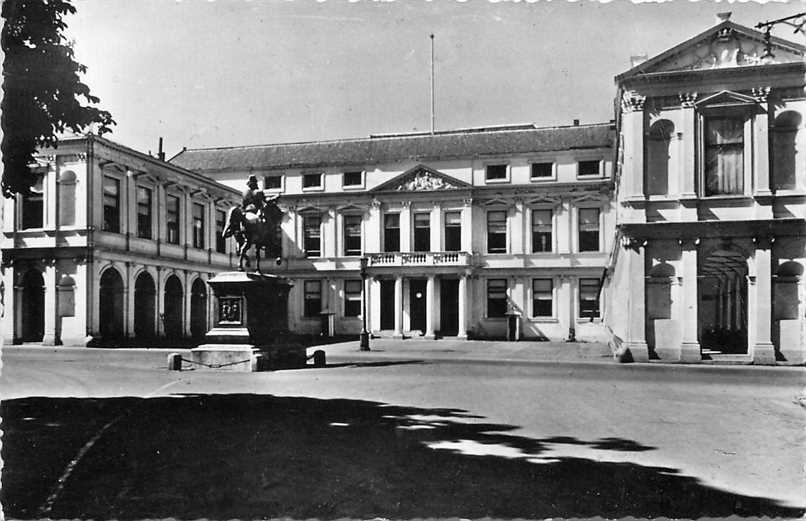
[177,121,613,154]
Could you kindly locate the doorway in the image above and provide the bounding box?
[699,247,748,354]
[21,269,45,342]
[134,272,156,339]
[164,275,183,340]
[409,279,426,334]
[99,268,125,340]
[440,278,459,336]
[380,280,395,330]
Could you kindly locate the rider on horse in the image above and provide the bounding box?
[242,175,266,223]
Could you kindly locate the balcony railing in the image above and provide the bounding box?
[368,251,470,267]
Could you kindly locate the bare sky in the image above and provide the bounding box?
[65,0,804,157]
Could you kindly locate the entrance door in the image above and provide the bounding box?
[21,269,45,342]
[380,280,395,330]
[699,247,748,354]
[409,279,426,334]
[440,278,459,336]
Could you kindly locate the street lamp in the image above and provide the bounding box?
[359,256,371,351]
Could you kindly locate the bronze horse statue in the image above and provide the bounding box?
[222,195,283,272]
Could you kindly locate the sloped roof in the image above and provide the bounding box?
[616,20,806,82]
[170,123,614,173]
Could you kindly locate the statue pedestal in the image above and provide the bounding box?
[191,272,303,371]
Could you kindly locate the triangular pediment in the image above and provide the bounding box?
[619,21,805,80]
[695,90,762,108]
[372,164,472,193]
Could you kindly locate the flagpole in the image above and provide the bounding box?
[430,33,435,134]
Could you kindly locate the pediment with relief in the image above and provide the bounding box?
[372,164,471,193]
[622,22,805,78]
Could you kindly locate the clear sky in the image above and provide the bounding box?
[64,0,805,157]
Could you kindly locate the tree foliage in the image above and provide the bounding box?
[1,0,114,197]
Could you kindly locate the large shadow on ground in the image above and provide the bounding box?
[2,394,802,520]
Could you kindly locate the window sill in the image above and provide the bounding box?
[302,186,324,193]
[485,178,510,184]
[577,174,603,180]
[577,318,603,324]
[342,185,365,191]
[530,177,557,183]
[529,317,558,323]
[699,194,751,201]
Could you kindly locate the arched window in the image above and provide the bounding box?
[645,120,674,196]
[58,170,77,225]
[772,111,802,191]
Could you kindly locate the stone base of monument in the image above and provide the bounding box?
[185,271,303,372]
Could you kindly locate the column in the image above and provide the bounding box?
[752,237,776,364]
[45,162,57,228]
[511,198,524,254]
[425,275,435,339]
[620,91,646,198]
[156,267,165,337]
[623,238,648,361]
[42,260,58,345]
[5,264,18,344]
[400,202,411,252]
[753,88,772,196]
[125,262,134,339]
[183,270,192,338]
[393,275,403,338]
[679,93,698,199]
[325,207,337,258]
[679,238,701,361]
[461,198,473,252]
[457,274,468,339]
[430,205,441,252]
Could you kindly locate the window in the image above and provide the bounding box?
[304,280,322,317]
[487,210,507,254]
[704,114,744,196]
[579,278,601,319]
[343,214,362,256]
[532,279,553,318]
[444,211,461,252]
[344,279,362,317]
[578,208,600,252]
[58,170,76,226]
[21,172,44,229]
[487,279,508,318]
[384,213,400,252]
[531,162,553,180]
[303,214,321,257]
[102,176,120,233]
[413,212,430,252]
[578,160,601,177]
[486,164,508,182]
[192,202,205,249]
[166,195,180,244]
[215,210,227,253]
[343,171,363,187]
[137,187,152,239]
[264,175,282,190]
[303,173,322,189]
[531,209,552,253]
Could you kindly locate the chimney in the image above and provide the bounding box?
[716,12,732,24]
[573,119,580,126]
[630,54,648,67]
[158,137,165,161]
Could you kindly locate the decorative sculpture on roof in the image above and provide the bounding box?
[395,171,458,191]
[223,175,283,272]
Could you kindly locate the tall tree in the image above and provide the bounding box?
[1,0,114,197]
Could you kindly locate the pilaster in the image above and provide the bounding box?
[457,274,468,340]
[752,236,776,364]
[461,198,473,253]
[679,93,698,200]
[679,238,701,361]
[400,201,411,252]
[393,275,403,338]
[753,87,772,197]
[430,204,442,252]
[511,198,524,254]
[41,258,58,345]
[621,91,646,198]
[425,275,435,339]
[622,238,648,361]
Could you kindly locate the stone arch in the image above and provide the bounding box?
[20,268,45,342]
[698,242,750,354]
[190,277,207,340]
[645,119,675,196]
[58,169,77,225]
[134,271,157,339]
[772,110,801,191]
[99,267,125,340]
[163,274,183,340]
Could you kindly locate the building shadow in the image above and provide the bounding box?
[1,394,802,520]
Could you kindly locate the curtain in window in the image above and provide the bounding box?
[705,117,744,196]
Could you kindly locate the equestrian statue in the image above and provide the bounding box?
[222,175,283,272]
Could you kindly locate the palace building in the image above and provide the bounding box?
[1,135,240,346]
[171,123,615,342]
[606,16,806,364]
[3,15,804,363]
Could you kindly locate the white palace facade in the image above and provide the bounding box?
[172,123,615,343]
[3,15,805,363]
[2,136,241,346]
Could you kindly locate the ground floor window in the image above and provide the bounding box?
[304,280,322,317]
[344,279,362,317]
[579,278,600,319]
[487,279,508,318]
[532,279,553,317]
